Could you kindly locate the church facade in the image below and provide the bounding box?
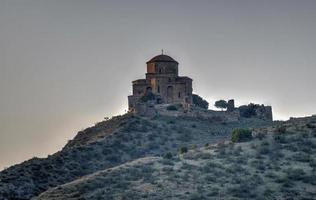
[128,54,193,111]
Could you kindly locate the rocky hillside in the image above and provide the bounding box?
[0,113,270,199]
[38,116,316,200]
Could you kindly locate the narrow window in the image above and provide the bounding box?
[178,92,181,98]
[159,69,162,73]
[158,85,160,93]
[168,78,171,82]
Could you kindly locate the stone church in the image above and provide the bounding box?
[128,53,193,111]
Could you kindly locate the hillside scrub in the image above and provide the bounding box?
[38,116,316,200]
[0,113,271,199]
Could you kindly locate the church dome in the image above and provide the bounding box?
[146,54,178,64]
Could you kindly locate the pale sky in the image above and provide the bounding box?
[1,0,316,169]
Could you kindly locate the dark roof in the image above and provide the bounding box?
[146,54,178,64]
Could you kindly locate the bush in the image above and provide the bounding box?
[166,105,178,111]
[293,152,310,162]
[309,159,316,170]
[163,152,173,159]
[192,94,209,109]
[231,128,252,143]
[273,134,287,143]
[256,132,266,140]
[306,123,316,129]
[258,146,271,155]
[179,146,188,154]
[276,125,286,133]
[285,168,306,181]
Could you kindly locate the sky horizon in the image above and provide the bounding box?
[1,0,316,170]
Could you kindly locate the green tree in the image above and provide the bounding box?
[192,94,209,109]
[214,100,227,111]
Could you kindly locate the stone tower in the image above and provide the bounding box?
[128,53,193,111]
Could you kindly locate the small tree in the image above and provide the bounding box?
[215,100,227,111]
[192,94,209,109]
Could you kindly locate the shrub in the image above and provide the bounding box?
[256,132,266,140]
[276,125,286,133]
[309,159,316,171]
[228,181,256,198]
[177,132,192,142]
[166,105,177,111]
[258,146,271,155]
[231,128,252,143]
[285,168,306,181]
[293,152,310,163]
[192,94,209,109]
[302,174,316,185]
[273,134,287,143]
[163,152,173,159]
[179,146,188,154]
[306,123,316,129]
[160,159,174,166]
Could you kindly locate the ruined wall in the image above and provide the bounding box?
[238,104,273,121]
[133,101,157,118]
[155,104,240,122]
[255,106,273,121]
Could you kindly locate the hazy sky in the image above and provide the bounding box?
[1,0,316,169]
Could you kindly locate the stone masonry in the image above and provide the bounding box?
[128,53,193,111]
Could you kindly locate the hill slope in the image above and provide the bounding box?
[0,113,270,199]
[38,116,316,200]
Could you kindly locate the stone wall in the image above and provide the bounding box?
[154,104,240,123]
[131,101,273,123]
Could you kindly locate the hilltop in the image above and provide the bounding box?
[0,111,270,199]
[38,116,316,200]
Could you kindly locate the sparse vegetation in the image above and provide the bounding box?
[2,114,316,200]
[163,152,173,159]
[179,146,188,154]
